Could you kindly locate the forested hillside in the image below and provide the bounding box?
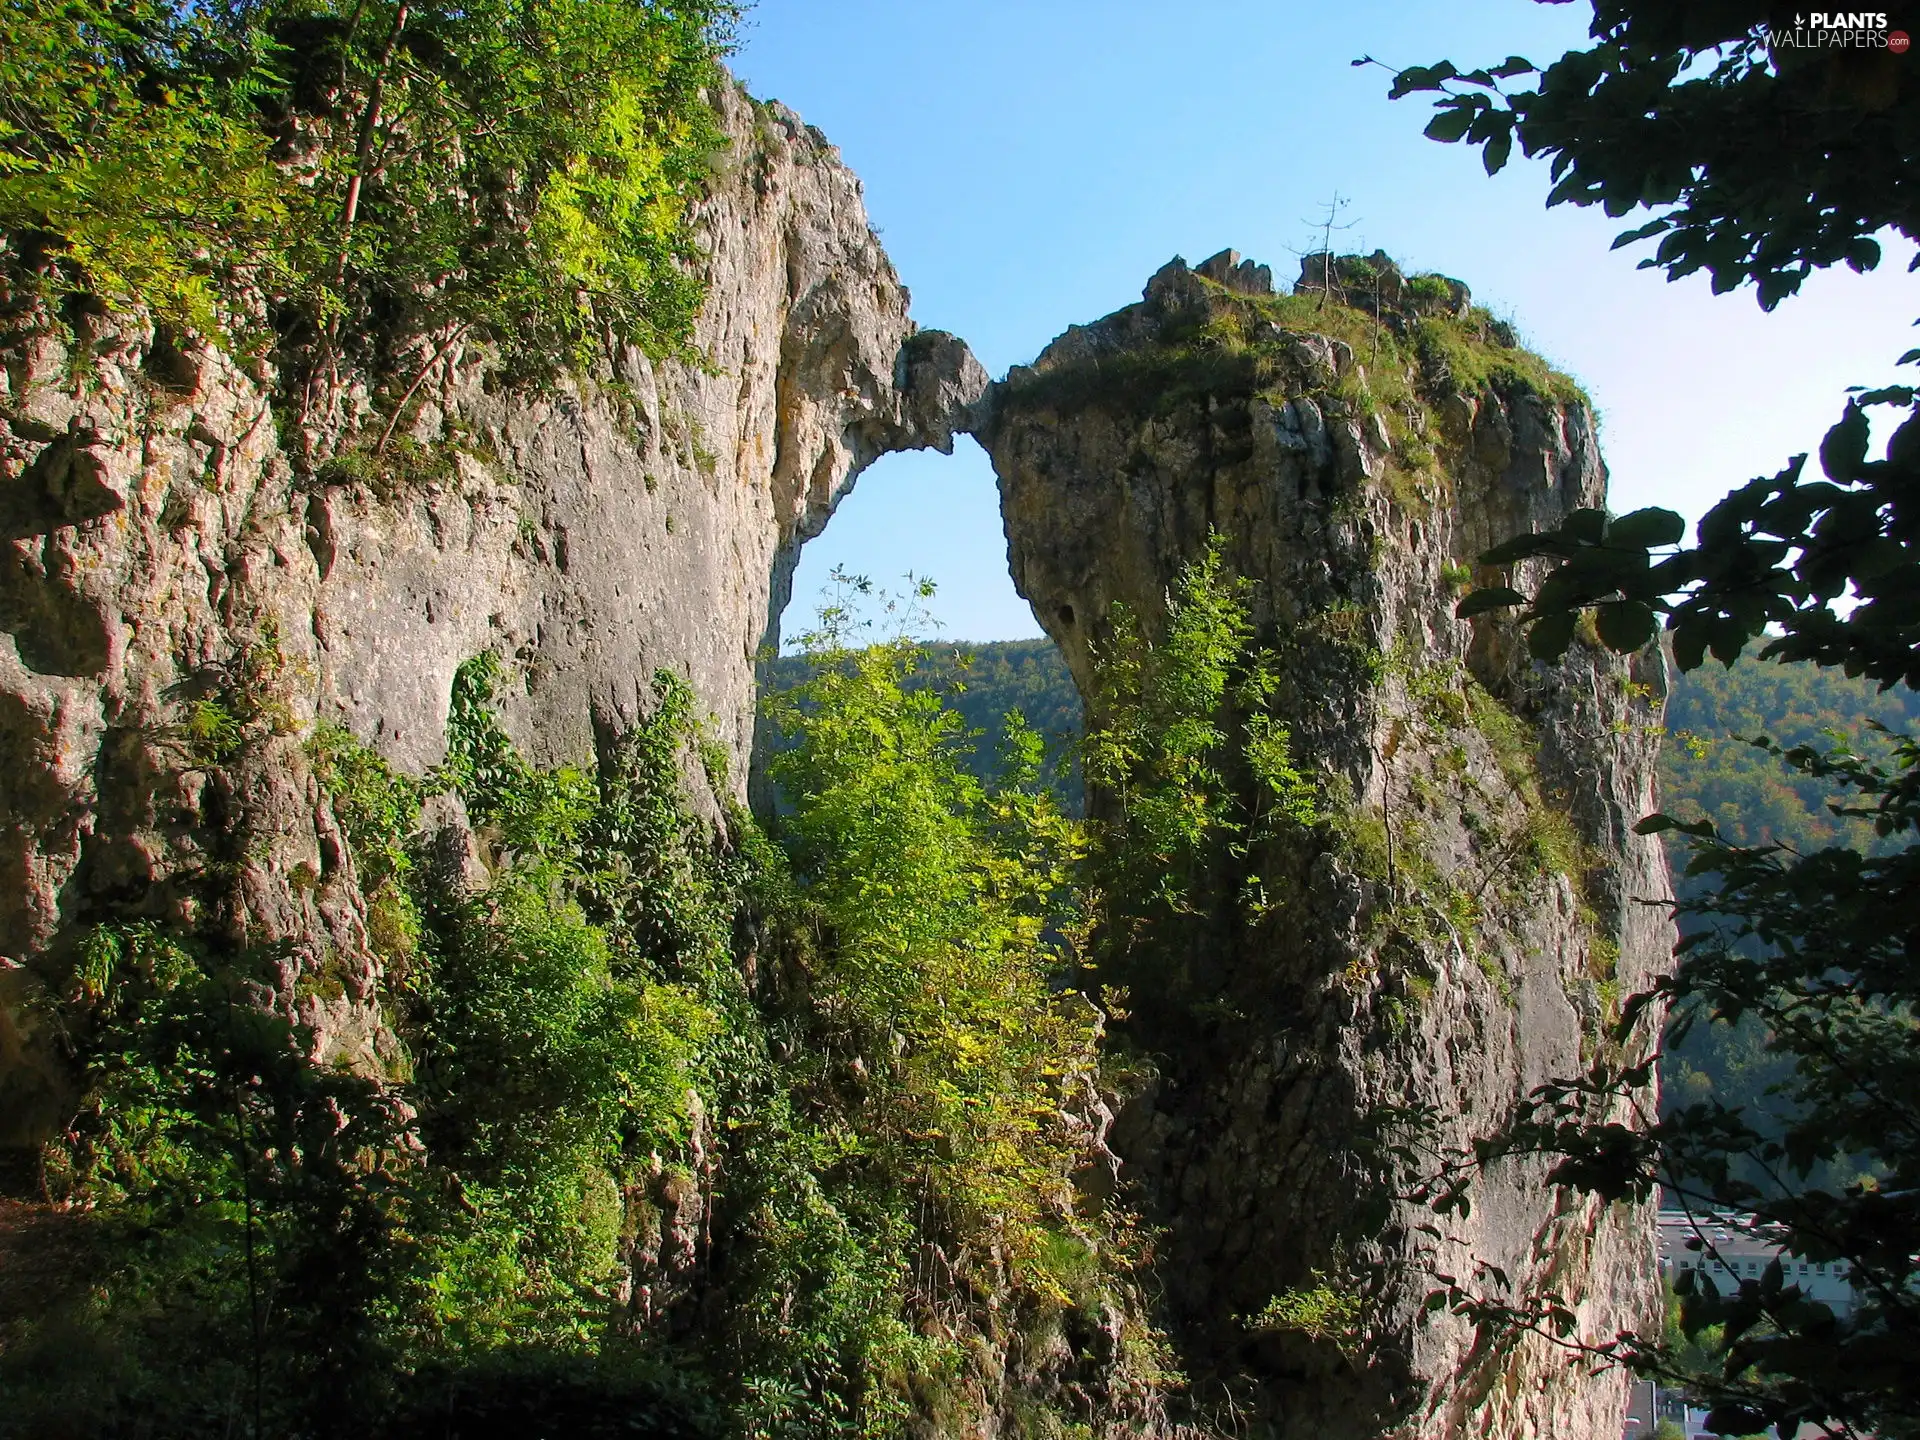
[770,639,1083,798]
[835,637,1914,853]
[1658,659,1920,855]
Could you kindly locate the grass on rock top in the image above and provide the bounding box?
[1004,271,1587,429]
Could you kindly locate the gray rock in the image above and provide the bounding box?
[415,792,489,896]
[979,260,1671,1440]
[1197,247,1276,296]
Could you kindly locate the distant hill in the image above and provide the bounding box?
[770,637,1917,849]
[767,638,1086,801]
[1658,651,1920,855]
[910,639,1084,767]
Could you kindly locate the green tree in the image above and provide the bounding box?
[761,579,1110,1295]
[770,638,1087,807]
[1079,542,1317,990]
[1379,6,1920,1437]
[1363,4,1918,307]
[0,0,734,377]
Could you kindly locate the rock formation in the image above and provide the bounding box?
[0,48,1673,1430]
[976,249,1671,1439]
[0,80,986,1139]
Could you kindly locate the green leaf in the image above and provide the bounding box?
[1481,532,1559,565]
[1390,61,1459,96]
[1482,127,1513,175]
[1633,813,1714,838]
[1610,218,1670,249]
[1526,610,1578,661]
[1424,104,1479,143]
[1605,507,1686,549]
[1708,615,1749,664]
[1594,600,1656,652]
[1854,384,1916,407]
[1819,402,1870,483]
[1563,508,1607,544]
[1455,585,1525,618]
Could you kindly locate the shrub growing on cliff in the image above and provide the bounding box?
[1080,542,1318,1020]
[7,666,733,1435]
[0,0,294,333]
[9,628,1159,1437]
[0,0,734,369]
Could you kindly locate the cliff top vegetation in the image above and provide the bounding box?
[1003,249,1586,424]
[1,0,735,381]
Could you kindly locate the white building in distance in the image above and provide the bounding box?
[1623,1211,1860,1439]
[1657,1209,1856,1316]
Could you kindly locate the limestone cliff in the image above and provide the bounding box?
[0,57,1676,1433]
[0,81,985,1138]
[976,250,1672,1439]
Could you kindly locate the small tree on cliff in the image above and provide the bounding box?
[0,0,736,376]
[1373,6,1920,1437]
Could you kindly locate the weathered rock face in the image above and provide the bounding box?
[977,252,1672,1440]
[0,80,985,1139]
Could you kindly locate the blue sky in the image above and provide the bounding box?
[734,1,1916,643]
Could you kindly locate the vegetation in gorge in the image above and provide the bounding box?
[1,620,1161,1438]
[749,578,1164,1436]
[885,640,1920,885]
[1657,653,1920,1198]
[1658,650,1920,858]
[0,0,734,372]
[1393,4,1920,1434]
